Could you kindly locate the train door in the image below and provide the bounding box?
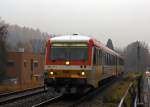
[89,47,100,87]
[94,47,99,87]
[96,48,102,86]
[102,52,110,79]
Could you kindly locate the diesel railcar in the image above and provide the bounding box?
[44,35,124,94]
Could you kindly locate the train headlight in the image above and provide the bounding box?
[50,71,54,75]
[81,72,85,76]
[66,61,70,65]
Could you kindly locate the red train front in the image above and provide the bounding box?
[44,35,93,94]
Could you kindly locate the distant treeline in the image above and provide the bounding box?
[110,40,150,72]
[0,18,50,54]
[124,41,150,72]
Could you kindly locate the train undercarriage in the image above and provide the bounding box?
[44,78,93,94]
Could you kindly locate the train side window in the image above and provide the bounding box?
[110,55,112,65]
[103,53,106,65]
[99,50,102,65]
[95,48,101,65]
[113,56,115,65]
[96,49,98,65]
[112,55,115,65]
[97,49,100,65]
[106,53,107,65]
[96,49,97,65]
[106,53,108,65]
[104,52,107,65]
[111,55,113,65]
[111,56,113,65]
[93,47,96,65]
[103,52,105,65]
[107,53,109,65]
[109,54,111,65]
[96,48,99,65]
[108,54,110,65]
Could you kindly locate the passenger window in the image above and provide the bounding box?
[108,54,110,65]
[96,48,99,65]
[107,53,109,65]
[99,50,102,65]
[93,48,96,65]
[105,53,107,65]
[96,49,99,65]
[99,50,101,64]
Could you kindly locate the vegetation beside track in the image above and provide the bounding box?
[101,72,141,107]
[73,72,141,107]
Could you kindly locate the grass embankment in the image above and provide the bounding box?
[0,81,44,93]
[77,72,141,107]
[102,72,140,107]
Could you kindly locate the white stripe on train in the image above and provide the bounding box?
[44,65,92,70]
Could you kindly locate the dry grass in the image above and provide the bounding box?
[103,80,130,104]
[102,72,139,107]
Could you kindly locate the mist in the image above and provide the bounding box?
[0,0,150,47]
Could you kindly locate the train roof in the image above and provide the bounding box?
[50,35,91,42]
[50,35,123,58]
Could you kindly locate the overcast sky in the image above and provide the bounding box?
[0,0,150,48]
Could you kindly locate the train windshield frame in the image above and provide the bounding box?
[50,43,88,61]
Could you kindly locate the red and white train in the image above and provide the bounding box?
[44,35,124,94]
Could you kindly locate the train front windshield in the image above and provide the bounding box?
[50,43,88,61]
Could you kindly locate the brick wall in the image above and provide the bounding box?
[6,52,44,85]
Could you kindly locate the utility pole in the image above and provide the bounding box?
[137,41,143,106]
[137,41,140,72]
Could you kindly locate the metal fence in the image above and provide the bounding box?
[118,76,144,107]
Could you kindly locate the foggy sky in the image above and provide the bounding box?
[0,0,150,48]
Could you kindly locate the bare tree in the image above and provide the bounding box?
[124,41,150,72]
[0,21,7,82]
[106,39,114,50]
[7,24,49,52]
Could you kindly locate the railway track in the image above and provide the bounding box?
[0,86,45,97]
[31,77,119,107]
[0,77,120,107]
[68,77,118,107]
[0,86,47,105]
[32,95,64,107]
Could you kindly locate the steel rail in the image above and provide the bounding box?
[0,86,44,98]
[68,77,118,107]
[118,83,133,107]
[0,86,46,105]
[32,95,63,107]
